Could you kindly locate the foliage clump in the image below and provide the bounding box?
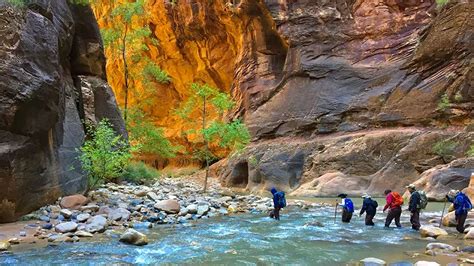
[432,139,457,162]
[438,93,450,111]
[467,144,474,157]
[122,161,160,184]
[175,83,251,191]
[78,119,131,193]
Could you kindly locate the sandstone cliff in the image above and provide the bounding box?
[94,0,472,196]
[0,1,125,223]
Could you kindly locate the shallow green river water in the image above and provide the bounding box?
[0,200,460,265]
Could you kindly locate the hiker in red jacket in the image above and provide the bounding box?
[383,189,403,228]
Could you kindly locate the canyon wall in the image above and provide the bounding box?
[0,1,125,223]
[96,0,471,197]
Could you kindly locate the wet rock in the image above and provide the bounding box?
[76,213,91,223]
[419,226,448,238]
[414,261,440,266]
[304,221,325,227]
[19,231,26,237]
[131,222,153,229]
[119,229,148,246]
[154,200,180,214]
[197,205,210,216]
[74,231,93,238]
[186,204,198,214]
[359,257,386,266]
[227,205,238,213]
[80,204,100,212]
[426,242,456,252]
[55,222,78,233]
[39,215,50,222]
[461,246,474,253]
[464,228,474,240]
[0,242,11,251]
[108,208,131,221]
[60,195,89,210]
[85,215,107,233]
[8,238,20,245]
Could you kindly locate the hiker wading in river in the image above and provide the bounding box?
[338,193,354,223]
[270,188,286,220]
[360,193,378,226]
[406,184,427,230]
[383,189,403,228]
[447,189,472,233]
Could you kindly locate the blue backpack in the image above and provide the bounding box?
[460,193,473,211]
[275,191,287,208]
[344,199,354,213]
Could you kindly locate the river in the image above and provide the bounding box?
[1,198,465,265]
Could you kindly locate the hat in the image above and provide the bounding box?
[361,193,371,198]
[406,184,416,190]
[448,189,459,198]
[337,193,348,198]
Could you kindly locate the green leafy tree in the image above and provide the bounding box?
[176,83,250,192]
[127,108,180,158]
[78,119,131,193]
[100,0,170,121]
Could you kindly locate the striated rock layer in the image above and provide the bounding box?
[98,1,472,195]
[0,1,125,223]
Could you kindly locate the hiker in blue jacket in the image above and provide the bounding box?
[360,193,378,226]
[270,188,286,220]
[338,193,354,223]
[447,189,472,233]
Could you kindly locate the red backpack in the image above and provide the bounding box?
[391,192,404,206]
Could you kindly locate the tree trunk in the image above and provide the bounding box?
[122,24,129,121]
[203,95,209,193]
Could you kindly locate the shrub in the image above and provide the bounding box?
[438,93,450,111]
[436,0,449,6]
[468,144,474,157]
[78,119,131,193]
[122,161,160,184]
[432,139,457,160]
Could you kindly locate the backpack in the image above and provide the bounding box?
[275,191,287,208]
[417,190,428,209]
[460,192,472,212]
[344,199,354,213]
[392,192,404,206]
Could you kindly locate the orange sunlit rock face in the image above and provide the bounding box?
[92,0,246,165]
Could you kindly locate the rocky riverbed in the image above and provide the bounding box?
[1,178,474,265]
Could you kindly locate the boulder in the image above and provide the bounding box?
[85,215,107,233]
[414,262,440,266]
[419,226,448,238]
[74,231,93,238]
[359,257,386,266]
[76,213,91,223]
[60,209,73,219]
[60,195,89,210]
[426,242,456,252]
[154,200,180,214]
[55,222,78,233]
[197,205,210,216]
[119,229,148,246]
[0,241,10,251]
[108,208,131,221]
[186,204,198,214]
[464,228,474,240]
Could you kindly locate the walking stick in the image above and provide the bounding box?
[439,197,447,227]
[334,201,338,223]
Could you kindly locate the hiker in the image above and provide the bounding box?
[360,193,378,226]
[406,184,427,230]
[270,188,286,220]
[338,193,354,223]
[446,189,472,233]
[383,189,403,228]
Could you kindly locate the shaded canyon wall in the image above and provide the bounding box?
[0,1,126,223]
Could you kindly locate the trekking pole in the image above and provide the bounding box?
[439,197,447,227]
[334,201,338,223]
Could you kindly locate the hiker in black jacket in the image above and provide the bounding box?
[360,193,378,226]
[407,184,421,230]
